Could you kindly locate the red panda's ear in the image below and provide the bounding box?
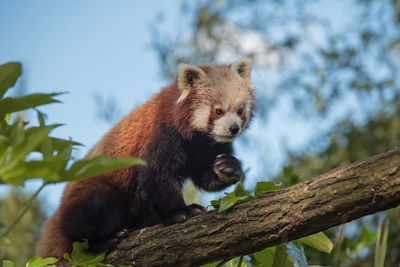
[177,64,206,103]
[231,58,252,84]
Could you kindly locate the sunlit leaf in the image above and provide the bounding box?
[376,221,389,267]
[0,93,62,115]
[297,232,333,253]
[25,256,59,267]
[64,240,106,266]
[63,156,146,182]
[1,159,66,184]
[210,199,220,209]
[237,195,253,202]
[233,182,249,197]
[0,62,21,98]
[63,253,72,264]
[254,182,281,197]
[218,192,239,213]
[49,137,82,150]
[212,182,253,213]
[2,260,16,267]
[272,244,294,267]
[5,125,60,169]
[201,261,221,267]
[7,118,25,147]
[252,247,275,267]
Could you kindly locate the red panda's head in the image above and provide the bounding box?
[176,59,255,143]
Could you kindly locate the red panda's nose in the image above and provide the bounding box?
[230,124,240,135]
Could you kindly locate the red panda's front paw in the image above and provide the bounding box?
[213,154,242,185]
[162,204,207,226]
[88,228,129,253]
[162,211,188,225]
[186,203,207,217]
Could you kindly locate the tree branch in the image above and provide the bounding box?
[105,147,400,266]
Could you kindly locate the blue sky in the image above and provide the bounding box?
[0,0,179,146]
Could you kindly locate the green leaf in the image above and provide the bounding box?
[237,195,253,202]
[375,220,382,267]
[3,113,11,124]
[50,138,74,165]
[233,182,250,197]
[210,199,220,209]
[377,221,389,267]
[212,182,253,213]
[254,182,281,197]
[201,262,221,267]
[63,156,146,182]
[14,125,60,162]
[63,253,72,264]
[1,124,60,178]
[297,232,333,253]
[2,260,16,267]
[272,244,294,267]
[49,137,82,150]
[0,93,62,115]
[223,257,249,267]
[218,192,239,213]
[217,194,253,213]
[21,131,82,156]
[0,62,21,98]
[67,240,106,266]
[1,159,66,184]
[252,247,275,267]
[25,256,59,267]
[36,109,47,126]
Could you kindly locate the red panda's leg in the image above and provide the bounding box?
[192,154,242,192]
[58,180,125,252]
[36,211,72,258]
[139,167,200,225]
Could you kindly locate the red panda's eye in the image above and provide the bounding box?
[237,108,243,115]
[216,108,224,115]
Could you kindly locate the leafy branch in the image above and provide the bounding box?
[104,146,400,266]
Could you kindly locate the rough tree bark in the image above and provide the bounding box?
[105,147,400,267]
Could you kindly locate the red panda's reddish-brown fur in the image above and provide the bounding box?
[91,81,182,158]
[37,59,255,258]
[38,82,183,256]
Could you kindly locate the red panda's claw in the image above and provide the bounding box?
[186,203,207,217]
[163,212,188,226]
[214,154,242,184]
[115,228,129,239]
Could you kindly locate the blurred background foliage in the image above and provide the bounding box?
[151,0,400,266]
[0,189,46,266]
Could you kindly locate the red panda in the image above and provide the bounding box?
[37,59,255,258]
